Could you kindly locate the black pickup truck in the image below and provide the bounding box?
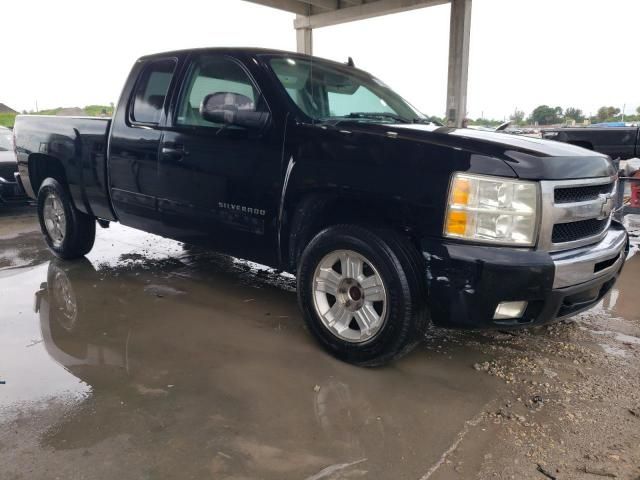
[14,48,628,366]
[542,126,640,160]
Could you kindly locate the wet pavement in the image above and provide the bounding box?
[1,205,639,480]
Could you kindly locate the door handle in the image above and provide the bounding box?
[161,145,188,161]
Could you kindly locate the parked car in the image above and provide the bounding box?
[541,125,639,160]
[0,126,26,203]
[14,48,628,365]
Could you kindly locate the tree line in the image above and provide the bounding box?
[508,105,640,126]
[434,105,639,128]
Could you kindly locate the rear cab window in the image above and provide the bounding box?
[130,58,177,125]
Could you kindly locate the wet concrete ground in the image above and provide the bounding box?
[1,206,639,480]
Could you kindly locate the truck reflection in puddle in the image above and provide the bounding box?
[32,256,496,479]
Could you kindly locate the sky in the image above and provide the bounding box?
[1,0,638,120]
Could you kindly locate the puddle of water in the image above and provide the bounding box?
[581,324,640,358]
[614,332,640,344]
[1,210,639,478]
[0,263,92,420]
[595,218,640,323]
[599,343,629,358]
[0,220,502,479]
[0,209,38,239]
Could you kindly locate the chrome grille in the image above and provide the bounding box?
[538,176,616,252]
[554,183,614,204]
[551,218,609,243]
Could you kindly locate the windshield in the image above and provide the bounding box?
[267,56,426,124]
[0,131,13,152]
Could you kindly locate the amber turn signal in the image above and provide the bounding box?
[445,210,467,236]
[451,176,470,206]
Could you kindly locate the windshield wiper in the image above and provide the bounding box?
[412,117,443,126]
[341,112,410,123]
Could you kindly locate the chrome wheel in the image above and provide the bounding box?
[43,193,66,247]
[51,268,78,332]
[312,249,388,343]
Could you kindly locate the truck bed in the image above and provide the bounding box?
[14,115,115,221]
[542,126,639,160]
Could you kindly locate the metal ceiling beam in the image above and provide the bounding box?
[294,0,449,29]
[242,0,340,15]
[296,17,314,53]
[446,0,471,127]
[304,0,339,10]
[242,0,310,15]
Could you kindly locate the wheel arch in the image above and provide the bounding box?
[282,190,422,273]
[28,153,84,212]
[29,153,68,195]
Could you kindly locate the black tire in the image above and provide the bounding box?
[46,258,94,335]
[297,225,429,366]
[37,178,95,259]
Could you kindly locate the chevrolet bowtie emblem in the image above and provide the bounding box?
[598,193,614,220]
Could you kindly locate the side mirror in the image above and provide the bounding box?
[200,92,270,129]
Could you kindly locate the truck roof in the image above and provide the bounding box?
[137,47,357,71]
[139,47,315,60]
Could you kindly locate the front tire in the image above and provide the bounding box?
[297,225,428,366]
[37,178,95,259]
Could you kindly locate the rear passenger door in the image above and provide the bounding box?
[158,53,282,264]
[108,57,178,233]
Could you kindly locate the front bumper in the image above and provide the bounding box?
[422,222,629,329]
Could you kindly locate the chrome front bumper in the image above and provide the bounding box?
[551,225,628,289]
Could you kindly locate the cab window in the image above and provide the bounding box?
[131,59,176,124]
[176,55,263,128]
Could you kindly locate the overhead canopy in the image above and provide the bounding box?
[243,0,448,28]
[242,0,471,127]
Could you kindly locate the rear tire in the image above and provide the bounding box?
[37,178,95,259]
[297,225,429,366]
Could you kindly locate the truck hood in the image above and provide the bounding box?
[377,123,617,180]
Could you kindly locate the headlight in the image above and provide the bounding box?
[444,173,539,246]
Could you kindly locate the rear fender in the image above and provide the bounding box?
[27,153,86,213]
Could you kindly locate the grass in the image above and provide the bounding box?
[0,113,17,128]
[84,105,114,116]
[32,107,62,115]
[0,105,113,128]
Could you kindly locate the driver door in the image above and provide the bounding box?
[157,53,281,263]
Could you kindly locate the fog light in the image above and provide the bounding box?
[493,301,528,320]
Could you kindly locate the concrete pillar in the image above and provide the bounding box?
[295,15,313,54]
[446,0,472,128]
